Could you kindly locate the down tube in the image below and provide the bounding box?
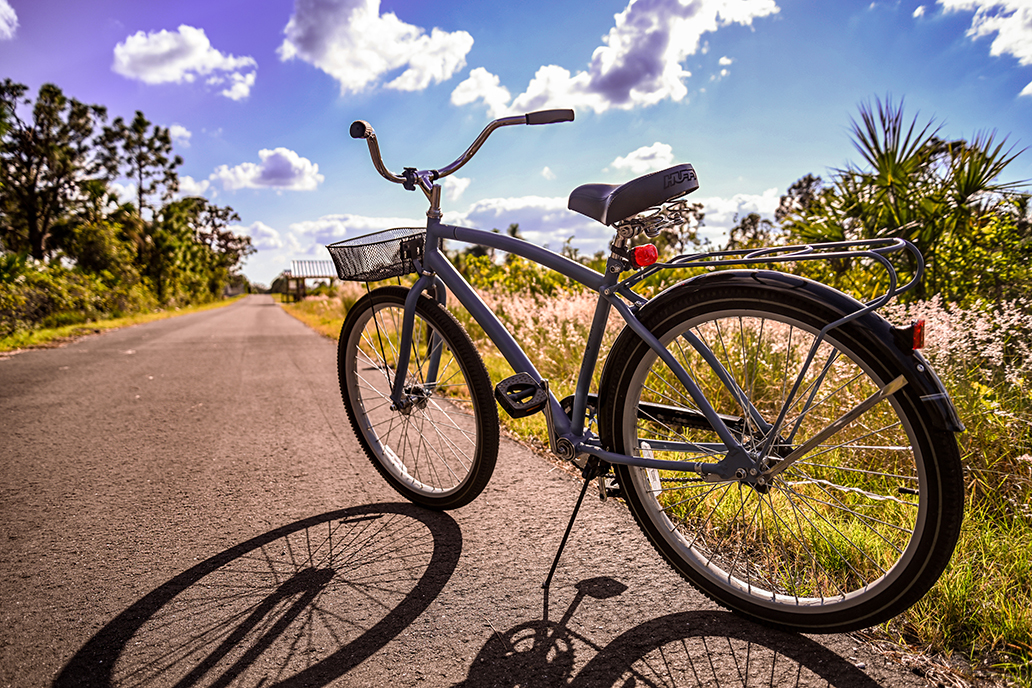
[421,245,576,438]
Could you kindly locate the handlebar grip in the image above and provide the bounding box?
[350,120,374,139]
[525,109,575,125]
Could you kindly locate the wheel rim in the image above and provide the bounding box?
[345,301,481,498]
[621,307,929,613]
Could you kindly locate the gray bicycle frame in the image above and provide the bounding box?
[385,215,754,478]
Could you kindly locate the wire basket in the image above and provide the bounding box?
[326,228,425,282]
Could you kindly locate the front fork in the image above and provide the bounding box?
[388,272,447,412]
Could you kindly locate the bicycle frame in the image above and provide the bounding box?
[351,110,926,482]
[387,215,763,479]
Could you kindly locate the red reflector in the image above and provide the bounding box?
[633,244,658,267]
[912,319,925,350]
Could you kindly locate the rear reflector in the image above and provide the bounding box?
[912,319,925,350]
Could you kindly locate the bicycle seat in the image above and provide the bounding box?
[567,163,699,226]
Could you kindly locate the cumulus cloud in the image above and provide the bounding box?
[0,0,17,40]
[609,142,676,174]
[212,148,324,191]
[450,189,780,255]
[266,187,782,262]
[288,213,422,248]
[440,175,472,202]
[237,221,286,251]
[693,188,780,244]
[454,0,779,115]
[169,124,192,147]
[109,181,137,206]
[113,25,257,99]
[451,67,512,117]
[440,191,771,257]
[448,196,609,254]
[939,0,1032,95]
[913,5,927,17]
[279,0,473,94]
[178,175,210,197]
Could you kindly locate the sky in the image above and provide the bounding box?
[1,0,1031,287]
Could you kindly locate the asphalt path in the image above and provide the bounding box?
[0,294,930,687]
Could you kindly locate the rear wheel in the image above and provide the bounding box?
[601,282,963,632]
[338,286,499,509]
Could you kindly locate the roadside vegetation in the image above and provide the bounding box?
[0,295,243,353]
[0,80,255,344]
[283,99,1032,685]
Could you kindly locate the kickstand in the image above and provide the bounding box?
[543,461,597,590]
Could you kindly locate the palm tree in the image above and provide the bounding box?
[780,98,1030,303]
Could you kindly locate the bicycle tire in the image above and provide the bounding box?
[599,274,963,632]
[338,286,499,509]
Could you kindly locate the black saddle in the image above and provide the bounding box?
[568,163,699,226]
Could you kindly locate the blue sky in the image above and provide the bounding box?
[1,0,1030,286]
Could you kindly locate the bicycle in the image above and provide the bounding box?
[327,109,965,634]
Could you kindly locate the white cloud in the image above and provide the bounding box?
[913,5,927,17]
[542,166,557,181]
[447,190,780,255]
[178,175,210,197]
[440,175,472,202]
[279,0,473,94]
[451,67,512,117]
[693,188,781,243]
[448,196,610,253]
[212,148,324,191]
[216,71,256,101]
[719,55,734,66]
[451,189,781,253]
[257,187,782,266]
[0,0,17,41]
[113,25,257,100]
[109,181,137,206]
[288,213,422,249]
[239,221,286,250]
[609,142,675,174]
[454,0,779,115]
[169,124,192,147]
[938,0,1032,95]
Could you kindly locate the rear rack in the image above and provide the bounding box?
[619,234,923,314]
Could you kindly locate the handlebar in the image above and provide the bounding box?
[350,109,575,197]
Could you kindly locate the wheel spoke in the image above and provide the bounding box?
[611,294,959,626]
[340,290,497,509]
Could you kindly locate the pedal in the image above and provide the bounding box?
[494,372,548,418]
[603,477,623,500]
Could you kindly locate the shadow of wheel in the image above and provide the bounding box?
[573,610,882,688]
[55,503,461,688]
[455,579,881,688]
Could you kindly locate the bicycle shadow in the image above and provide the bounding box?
[455,577,881,687]
[54,502,461,688]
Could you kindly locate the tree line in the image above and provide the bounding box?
[0,80,254,337]
[726,98,1031,305]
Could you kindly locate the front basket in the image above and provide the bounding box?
[326,228,425,282]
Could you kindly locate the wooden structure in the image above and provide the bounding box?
[282,260,337,302]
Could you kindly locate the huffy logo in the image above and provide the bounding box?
[664,167,697,189]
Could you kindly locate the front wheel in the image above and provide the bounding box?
[600,280,964,632]
[338,286,499,510]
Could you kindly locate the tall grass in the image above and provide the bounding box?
[283,277,1032,685]
[880,297,1032,682]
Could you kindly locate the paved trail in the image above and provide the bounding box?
[0,295,928,687]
